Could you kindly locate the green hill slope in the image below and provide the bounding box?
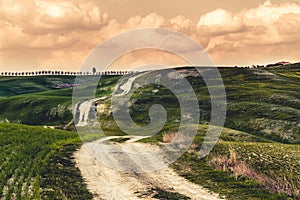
[0,64,299,199]
[0,76,76,97]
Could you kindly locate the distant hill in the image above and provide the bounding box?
[0,76,77,97]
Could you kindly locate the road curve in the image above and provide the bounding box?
[74,136,221,200]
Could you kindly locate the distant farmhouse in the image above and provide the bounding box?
[266,61,291,67]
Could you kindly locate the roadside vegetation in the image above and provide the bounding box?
[176,126,300,199]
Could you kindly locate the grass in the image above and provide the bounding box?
[0,95,72,125]
[0,122,93,199]
[39,143,93,199]
[109,137,130,143]
[172,153,290,200]
[212,142,300,196]
[0,76,76,97]
[221,65,300,144]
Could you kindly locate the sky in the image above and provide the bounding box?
[0,0,300,72]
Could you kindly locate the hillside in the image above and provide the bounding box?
[0,76,76,97]
[3,65,298,134]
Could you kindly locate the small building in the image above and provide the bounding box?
[275,61,291,66]
[266,61,291,67]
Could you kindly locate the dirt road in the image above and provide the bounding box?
[74,136,221,200]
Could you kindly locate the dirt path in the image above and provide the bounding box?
[74,136,221,200]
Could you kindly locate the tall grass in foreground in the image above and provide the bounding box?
[0,122,93,199]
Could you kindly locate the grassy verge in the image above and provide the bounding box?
[40,143,93,199]
[172,153,288,199]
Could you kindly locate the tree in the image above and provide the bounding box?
[92,67,96,74]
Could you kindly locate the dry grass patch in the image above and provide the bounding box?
[210,148,300,196]
[162,132,190,143]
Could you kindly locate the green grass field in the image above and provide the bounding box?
[0,76,76,97]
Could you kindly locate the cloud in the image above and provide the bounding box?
[242,0,300,26]
[197,9,244,35]
[200,1,300,65]
[23,1,108,34]
[0,0,36,23]
[275,13,300,34]
[140,13,165,27]
[168,15,191,30]
[125,13,165,29]
[0,0,109,50]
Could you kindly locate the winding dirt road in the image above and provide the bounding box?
[74,136,221,200]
